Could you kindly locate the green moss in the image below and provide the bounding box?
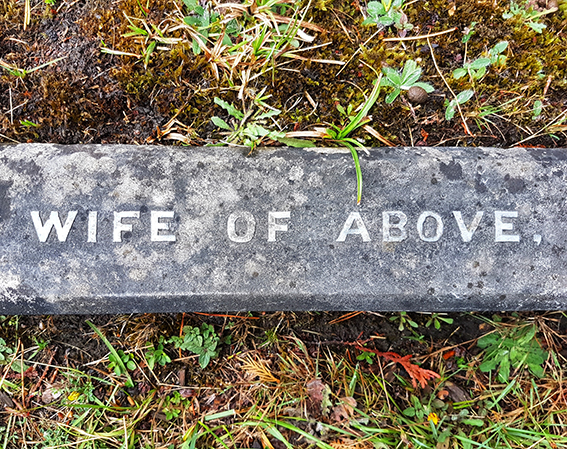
[0,0,566,146]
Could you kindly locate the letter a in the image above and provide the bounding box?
[337,212,371,242]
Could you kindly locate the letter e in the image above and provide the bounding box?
[151,211,176,242]
[495,211,520,242]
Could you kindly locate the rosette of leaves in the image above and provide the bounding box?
[452,41,508,82]
[182,0,238,54]
[477,324,548,383]
[503,1,554,33]
[380,60,434,104]
[145,339,172,371]
[363,0,413,31]
[169,323,220,369]
[211,95,312,150]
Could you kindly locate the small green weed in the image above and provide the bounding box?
[20,119,39,127]
[362,0,413,32]
[182,0,234,55]
[380,59,434,104]
[108,349,136,376]
[402,394,431,420]
[445,89,474,121]
[320,76,382,204]
[452,41,508,82]
[503,1,555,33]
[477,323,548,383]
[0,56,66,78]
[446,41,508,122]
[86,320,135,388]
[461,21,477,43]
[162,391,189,420]
[145,339,171,371]
[211,90,312,151]
[169,323,220,369]
[532,99,543,120]
[390,312,418,331]
[425,313,454,330]
[0,338,28,373]
[101,14,182,69]
[356,350,376,365]
[0,337,14,364]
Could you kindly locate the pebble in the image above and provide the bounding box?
[407,86,428,104]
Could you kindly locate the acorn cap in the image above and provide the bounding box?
[407,86,428,104]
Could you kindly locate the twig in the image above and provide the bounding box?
[336,29,381,78]
[513,108,567,146]
[194,312,259,319]
[384,27,457,42]
[328,311,364,325]
[376,356,391,411]
[0,341,21,392]
[20,343,25,408]
[24,0,30,30]
[26,348,57,407]
[0,133,21,143]
[8,87,13,125]
[364,124,396,146]
[543,75,553,97]
[427,36,472,136]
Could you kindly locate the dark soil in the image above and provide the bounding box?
[4,311,565,387]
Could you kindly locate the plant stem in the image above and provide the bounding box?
[86,320,134,388]
[427,36,472,136]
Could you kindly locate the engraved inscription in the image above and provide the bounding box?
[268,211,291,242]
[29,209,527,245]
[382,211,408,242]
[87,211,98,243]
[113,211,140,242]
[417,212,444,242]
[151,211,176,242]
[227,211,256,243]
[336,212,371,242]
[453,211,483,242]
[31,210,177,243]
[495,211,520,242]
[31,211,78,242]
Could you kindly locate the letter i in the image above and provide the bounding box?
[87,211,98,243]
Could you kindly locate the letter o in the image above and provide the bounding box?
[417,212,444,242]
[227,212,256,243]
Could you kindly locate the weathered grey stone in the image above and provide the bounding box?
[0,143,566,313]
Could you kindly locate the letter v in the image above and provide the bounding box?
[453,211,483,242]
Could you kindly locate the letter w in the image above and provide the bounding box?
[31,211,78,242]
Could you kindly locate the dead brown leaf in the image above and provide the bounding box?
[306,378,331,414]
[331,397,357,423]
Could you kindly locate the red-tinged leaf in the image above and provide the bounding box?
[354,344,440,389]
[443,350,456,360]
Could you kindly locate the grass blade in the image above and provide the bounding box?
[85,320,134,388]
[339,74,382,138]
